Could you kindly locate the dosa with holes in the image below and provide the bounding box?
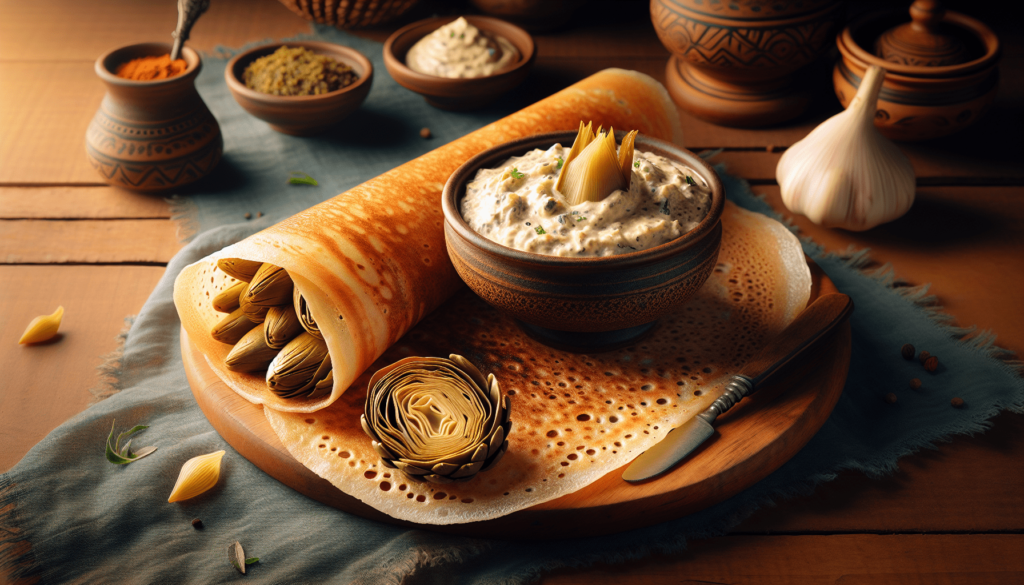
[265,201,811,524]
[173,68,683,413]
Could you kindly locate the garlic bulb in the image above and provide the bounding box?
[777,65,915,231]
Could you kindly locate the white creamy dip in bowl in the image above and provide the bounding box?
[442,131,725,352]
[383,16,535,111]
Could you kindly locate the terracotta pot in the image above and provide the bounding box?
[442,131,725,352]
[834,10,1000,141]
[651,0,843,127]
[85,43,222,192]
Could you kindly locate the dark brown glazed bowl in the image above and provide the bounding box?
[225,41,373,136]
[442,131,725,352]
[834,10,1000,141]
[383,16,535,111]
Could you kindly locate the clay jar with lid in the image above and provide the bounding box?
[651,0,843,128]
[834,6,1000,141]
[85,43,222,192]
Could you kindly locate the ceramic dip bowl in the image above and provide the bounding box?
[383,16,535,111]
[442,131,725,352]
[225,41,373,136]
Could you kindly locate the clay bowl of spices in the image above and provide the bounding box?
[85,42,222,192]
[834,3,1001,141]
[383,16,535,111]
[442,131,725,352]
[225,41,373,136]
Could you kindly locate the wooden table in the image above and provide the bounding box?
[2,0,1021,582]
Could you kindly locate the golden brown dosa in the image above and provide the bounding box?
[173,68,683,413]
[265,202,811,524]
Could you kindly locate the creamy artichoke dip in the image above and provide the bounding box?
[406,17,519,78]
[462,144,712,257]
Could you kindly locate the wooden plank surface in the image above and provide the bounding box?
[0,265,166,472]
[1,0,1022,583]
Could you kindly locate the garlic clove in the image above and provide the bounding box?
[168,450,226,503]
[777,65,915,231]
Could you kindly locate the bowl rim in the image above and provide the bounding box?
[224,40,373,102]
[838,9,1000,79]
[382,15,536,86]
[95,42,201,86]
[442,130,726,268]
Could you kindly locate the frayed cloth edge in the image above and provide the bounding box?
[0,476,43,584]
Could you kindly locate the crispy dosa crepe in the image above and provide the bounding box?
[174,68,683,413]
[265,202,811,524]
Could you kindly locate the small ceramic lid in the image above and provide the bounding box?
[875,0,969,66]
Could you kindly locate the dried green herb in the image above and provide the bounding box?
[633,160,640,168]
[105,420,157,465]
[685,175,697,186]
[535,226,546,235]
[556,157,564,170]
[288,172,318,186]
[510,168,525,180]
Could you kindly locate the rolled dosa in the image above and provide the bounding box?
[173,68,683,413]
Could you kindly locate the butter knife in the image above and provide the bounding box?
[622,292,854,483]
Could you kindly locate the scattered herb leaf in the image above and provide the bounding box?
[685,175,696,186]
[229,541,248,574]
[246,558,260,565]
[633,160,640,168]
[577,216,587,221]
[660,199,671,215]
[105,420,157,465]
[556,157,564,170]
[535,226,546,235]
[510,167,525,180]
[288,172,318,186]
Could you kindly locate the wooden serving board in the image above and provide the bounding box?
[183,262,850,539]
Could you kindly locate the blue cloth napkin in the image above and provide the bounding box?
[2,26,1022,584]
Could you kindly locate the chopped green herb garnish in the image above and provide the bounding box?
[246,558,260,565]
[450,31,455,38]
[578,217,587,221]
[289,172,318,186]
[535,226,546,235]
[510,167,525,180]
[105,420,157,465]
[685,175,696,186]
[556,157,564,170]
[633,160,640,168]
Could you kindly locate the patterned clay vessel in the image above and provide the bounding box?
[834,7,1000,141]
[86,43,222,192]
[651,0,843,128]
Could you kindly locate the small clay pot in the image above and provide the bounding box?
[85,43,222,192]
[441,131,725,352]
[225,41,373,136]
[383,16,535,111]
[651,0,843,128]
[834,10,1000,141]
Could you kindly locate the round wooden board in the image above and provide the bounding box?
[183,261,850,539]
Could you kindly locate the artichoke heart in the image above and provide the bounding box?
[211,306,259,344]
[217,258,263,282]
[555,121,637,206]
[264,305,303,349]
[293,287,323,339]
[225,323,279,373]
[266,332,332,399]
[360,354,512,484]
[212,281,246,314]
[241,263,293,322]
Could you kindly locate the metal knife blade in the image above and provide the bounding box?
[622,292,853,483]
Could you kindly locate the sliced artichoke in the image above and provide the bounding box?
[225,323,279,373]
[212,281,246,314]
[266,332,332,399]
[211,306,259,344]
[217,258,263,282]
[264,305,303,350]
[555,121,637,206]
[293,287,323,340]
[241,263,293,322]
[360,354,511,484]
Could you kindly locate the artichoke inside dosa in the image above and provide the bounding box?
[360,355,511,484]
[174,69,686,413]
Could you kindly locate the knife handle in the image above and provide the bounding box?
[699,375,754,425]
